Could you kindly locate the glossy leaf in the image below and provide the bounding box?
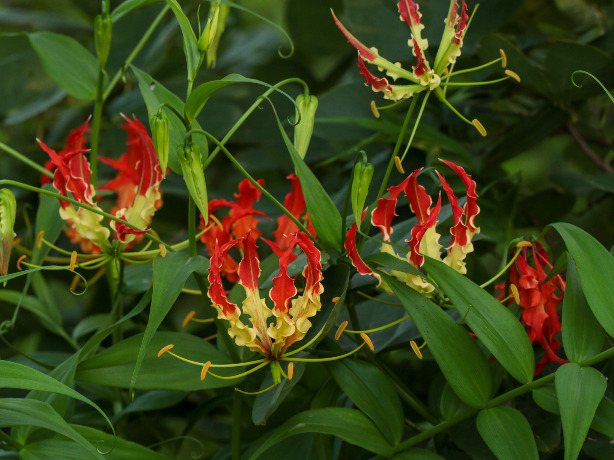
[0,399,104,459]
[328,359,403,445]
[130,252,208,395]
[556,363,607,460]
[165,0,200,82]
[476,406,539,460]
[562,255,605,362]
[248,408,394,458]
[392,449,446,460]
[423,257,535,383]
[252,362,306,425]
[551,223,614,337]
[28,32,101,101]
[382,273,493,407]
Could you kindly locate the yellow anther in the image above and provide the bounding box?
[370,100,380,119]
[394,156,405,174]
[516,241,532,248]
[209,214,224,232]
[410,340,423,359]
[17,255,27,271]
[69,251,77,271]
[201,361,211,380]
[159,244,167,257]
[157,344,174,357]
[36,231,44,249]
[332,297,340,303]
[183,310,196,328]
[472,119,487,137]
[335,321,348,341]
[287,362,295,380]
[510,284,520,304]
[505,69,521,83]
[499,49,507,68]
[360,333,374,351]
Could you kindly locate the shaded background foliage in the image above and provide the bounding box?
[1,0,614,459]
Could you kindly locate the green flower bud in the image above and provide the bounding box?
[199,2,230,68]
[94,14,112,68]
[351,160,374,225]
[177,143,208,221]
[151,111,169,177]
[0,189,17,276]
[294,94,318,160]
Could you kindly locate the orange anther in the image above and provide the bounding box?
[36,231,44,249]
[17,255,27,270]
[332,297,340,303]
[183,310,196,328]
[157,344,174,357]
[370,100,380,119]
[472,119,487,137]
[159,244,167,257]
[410,340,423,359]
[360,333,374,351]
[201,361,212,380]
[505,69,520,82]
[287,362,295,380]
[335,321,348,341]
[510,284,520,304]
[209,214,224,232]
[499,49,507,68]
[516,240,532,248]
[69,251,77,271]
[394,156,405,174]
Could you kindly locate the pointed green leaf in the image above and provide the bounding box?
[328,359,403,445]
[28,32,102,101]
[393,449,446,460]
[165,0,200,82]
[562,255,605,362]
[111,0,160,21]
[556,363,607,460]
[0,399,104,459]
[476,407,539,460]
[248,408,394,459]
[423,257,535,383]
[551,223,614,336]
[381,273,492,407]
[130,252,208,394]
[252,362,306,425]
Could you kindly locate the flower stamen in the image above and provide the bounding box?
[69,251,78,270]
[158,344,174,357]
[36,231,44,249]
[360,332,374,351]
[200,361,211,380]
[499,49,507,68]
[335,321,349,340]
[472,119,487,137]
[17,255,26,270]
[505,69,520,82]
[370,100,381,119]
[410,340,424,359]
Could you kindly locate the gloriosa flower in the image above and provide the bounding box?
[496,243,567,375]
[346,159,479,296]
[38,115,163,253]
[208,231,323,359]
[333,0,469,101]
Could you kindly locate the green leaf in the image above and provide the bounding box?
[422,257,535,384]
[439,382,468,420]
[0,399,104,459]
[184,74,294,125]
[165,0,200,82]
[556,363,607,460]
[130,65,207,174]
[130,252,208,395]
[31,185,63,266]
[77,331,241,390]
[328,359,403,445]
[270,103,343,250]
[252,362,306,425]
[381,273,492,407]
[476,407,539,460]
[28,32,101,101]
[248,408,394,458]
[562,255,606,362]
[111,0,160,22]
[551,223,614,337]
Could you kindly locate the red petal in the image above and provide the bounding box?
[412,38,429,78]
[440,160,479,233]
[437,170,468,247]
[332,10,378,62]
[407,194,441,266]
[290,232,323,294]
[405,168,432,224]
[238,231,260,293]
[113,218,150,243]
[357,56,391,92]
[273,173,314,250]
[398,0,421,28]
[344,218,376,278]
[371,175,411,241]
[454,0,469,45]
[445,0,459,27]
[207,238,242,317]
[270,246,298,315]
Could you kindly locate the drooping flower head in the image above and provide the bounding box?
[345,159,479,295]
[207,231,323,359]
[496,243,567,375]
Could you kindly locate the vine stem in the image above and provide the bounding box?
[0,141,53,178]
[90,67,106,187]
[393,345,614,452]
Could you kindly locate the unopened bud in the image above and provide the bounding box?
[94,14,112,68]
[294,94,318,160]
[0,189,17,276]
[177,143,209,221]
[199,2,230,68]
[151,110,170,177]
[351,160,374,226]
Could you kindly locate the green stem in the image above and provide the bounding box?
[479,246,522,289]
[103,5,171,100]
[231,392,243,460]
[399,91,431,163]
[202,78,309,171]
[188,196,197,257]
[90,67,106,188]
[187,129,314,243]
[0,142,53,178]
[443,77,510,87]
[376,95,420,200]
[394,346,614,452]
[0,180,172,251]
[0,428,24,450]
[446,57,503,78]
